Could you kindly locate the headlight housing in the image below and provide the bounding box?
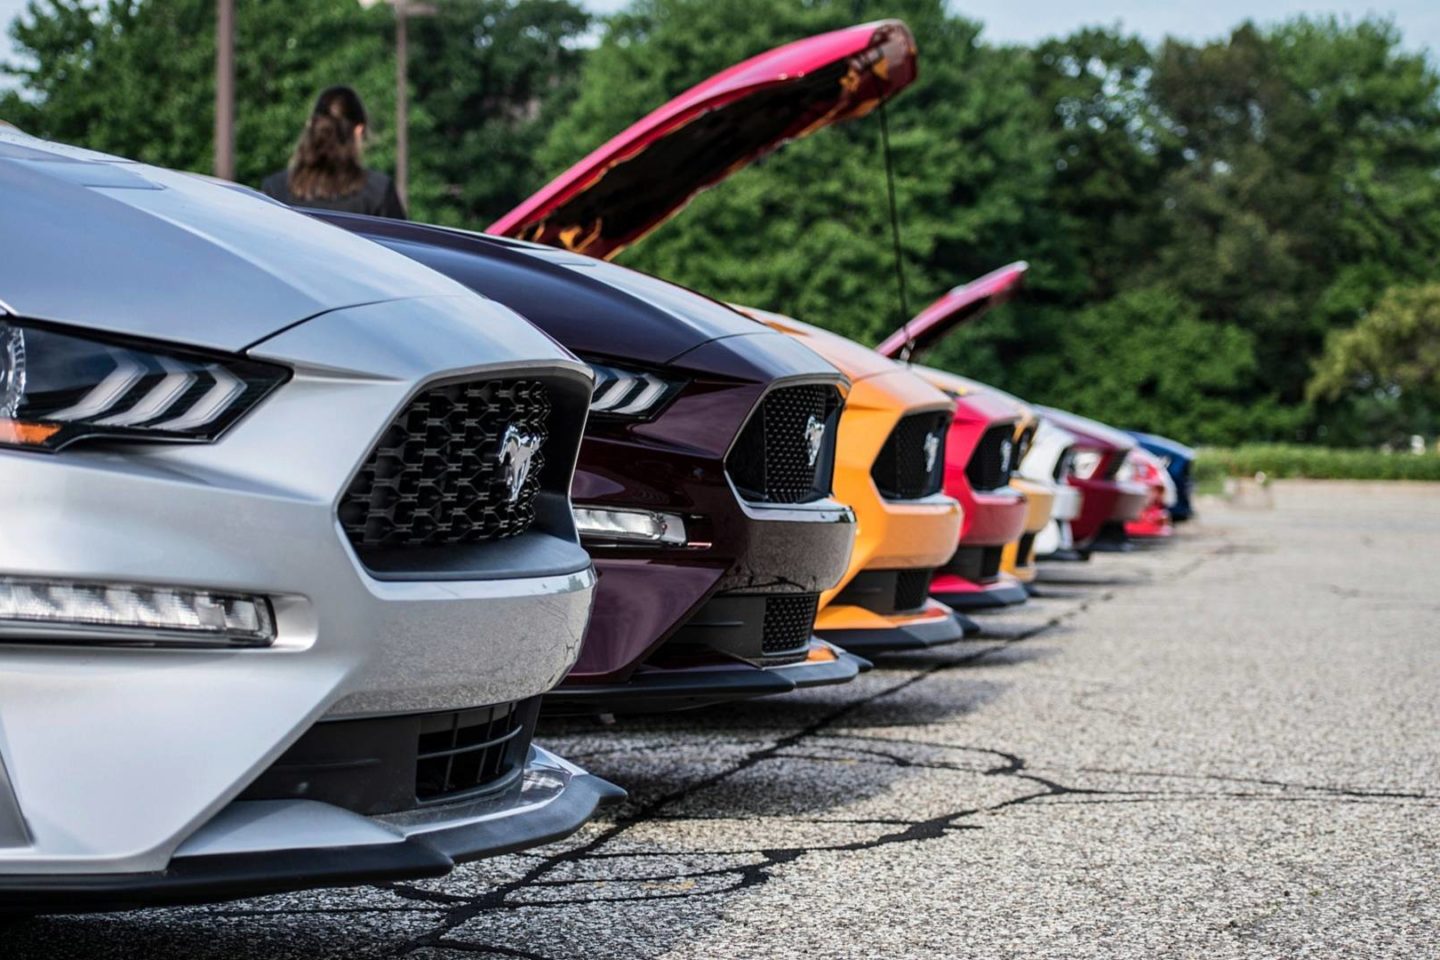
[0,319,287,452]
[587,361,683,420]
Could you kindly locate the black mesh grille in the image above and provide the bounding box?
[894,568,934,612]
[1015,532,1037,569]
[339,379,550,549]
[415,701,530,803]
[966,423,1017,492]
[761,593,819,655]
[728,384,841,504]
[872,411,950,500]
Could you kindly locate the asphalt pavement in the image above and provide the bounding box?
[11,480,1440,959]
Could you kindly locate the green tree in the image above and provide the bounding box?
[1308,283,1440,444]
[0,0,592,224]
[1,0,399,192]
[407,0,590,226]
[1144,18,1440,435]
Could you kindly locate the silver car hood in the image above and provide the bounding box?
[0,130,471,352]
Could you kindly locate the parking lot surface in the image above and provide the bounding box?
[11,481,1439,959]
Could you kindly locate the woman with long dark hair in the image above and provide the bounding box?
[262,85,406,219]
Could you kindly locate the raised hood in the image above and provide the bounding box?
[0,130,468,351]
[490,19,917,260]
[876,262,1028,362]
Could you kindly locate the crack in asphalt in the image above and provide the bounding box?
[188,536,1433,960]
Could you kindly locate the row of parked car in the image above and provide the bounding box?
[0,20,1196,913]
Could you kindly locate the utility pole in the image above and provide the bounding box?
[394,0,409,206]
[214,0,235,180]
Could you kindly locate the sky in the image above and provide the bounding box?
[2,0,1437,80]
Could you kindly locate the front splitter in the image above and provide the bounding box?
[932,579,1031,610]
[543,642,864,715]
[817,606,977,654]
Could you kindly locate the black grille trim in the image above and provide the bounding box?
[966,423,1017,492]
[761,593,820,656]
[872,411,950,500]
[728,384,842,504]
[339,378,551,550]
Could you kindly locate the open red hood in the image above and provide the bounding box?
[489,20,917,260]
[876,262,1028,361]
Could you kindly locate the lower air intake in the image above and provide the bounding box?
[762,593,820,656]
[415,701,531,803]
[894,569,934,612]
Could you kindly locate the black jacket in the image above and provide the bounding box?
[261,168,407,219]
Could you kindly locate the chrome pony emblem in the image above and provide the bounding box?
[999,437,1014,473]
[923,431,941,474]
[499,424,542,503]
[804,414,826,468]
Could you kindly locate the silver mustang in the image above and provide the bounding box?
[0,129,618,912]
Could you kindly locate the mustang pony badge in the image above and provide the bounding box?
[924,431,941,475]
[804,414,826,468]
[500,424,543,503]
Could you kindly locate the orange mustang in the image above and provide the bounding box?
[740,308,974,653]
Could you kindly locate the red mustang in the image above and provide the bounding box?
[1033,407,1149,555]
[875,264,1031,609]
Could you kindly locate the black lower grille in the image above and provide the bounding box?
[728,384,841,504]
[966,423,1017,492]
[872,411,950,500]
[239,698,539,816]
[761,593,820,655]
[894,568,934,611]
[942,544,1005,582]
[1014,532,1037,569]
[416,701,530,803]
[339,378,550,550]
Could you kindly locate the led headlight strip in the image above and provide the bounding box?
[0,318,287,452]
[587,362,682,419]
[0,576,275,648]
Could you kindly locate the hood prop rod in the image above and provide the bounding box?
[877,98,915,363]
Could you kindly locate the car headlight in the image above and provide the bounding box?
[587,361,682,420]
[0,319,286,452]
[1070,450,1103,479]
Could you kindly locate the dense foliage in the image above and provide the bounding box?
[4,0,1438,446]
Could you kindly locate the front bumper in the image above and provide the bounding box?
[544,640,866,714]
[0,745,622,914]
[817,599,976,653]
[0,299,598,879]
[931,573,1030,609]
[1069,477,1148,547]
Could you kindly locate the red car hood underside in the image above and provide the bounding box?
[489,19,917,260]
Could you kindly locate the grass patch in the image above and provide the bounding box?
[1194,444,1440,483]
